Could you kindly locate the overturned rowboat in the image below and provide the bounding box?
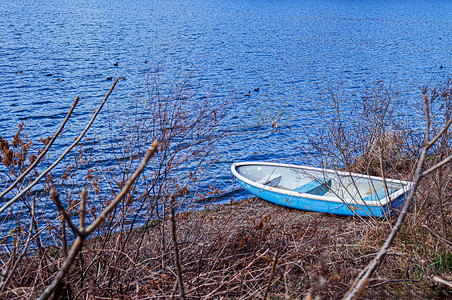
[231,162,413,217]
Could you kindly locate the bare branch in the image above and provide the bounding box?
[0,78,119,214]
[79,189,87,231]
[263,250,279,300]
[50,187,80,237]
[38,140,157,300]
[427,112,452,147]
[343,95,443,300]
[170,193,186,300]
[0,96,79,200]
[421,224,452,247]
[85,140,159,235]
[422,153,452,177]
[343,141,428,300]
[433,276,452,288]
[37,236,84,300]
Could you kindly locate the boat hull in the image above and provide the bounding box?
[232,162,412,218]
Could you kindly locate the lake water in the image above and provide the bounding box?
[1,0,451,219]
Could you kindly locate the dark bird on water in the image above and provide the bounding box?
[245,91,251,97]
[57,78,64,82]
[46,73,52,76]
[16,70,23,74]
[254,88,259,92]
[114,62,118,66]
[107,77,113,80]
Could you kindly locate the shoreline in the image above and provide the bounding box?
[75,197,448,299]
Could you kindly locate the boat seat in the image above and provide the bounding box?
[257,174,281,187]
[363,187,397,201]
[294,179,331,196]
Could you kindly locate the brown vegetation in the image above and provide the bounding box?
[0,77,451,299]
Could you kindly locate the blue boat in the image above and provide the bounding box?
[231,162,413,218]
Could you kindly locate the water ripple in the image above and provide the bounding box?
[0,0,451,228]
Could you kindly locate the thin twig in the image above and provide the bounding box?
[368,278,420,288]
[170,193,186,300]
[204,249,270,298]
[426,112,452,147]
[50,187,80,237]
[263,250,279,300]
[79,189,87,231]
[421,224,452,247]
[344,154,426,300]
[422,153,452,177]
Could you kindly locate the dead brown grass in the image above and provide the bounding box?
[2,79,452,299]
[7,196,444,299]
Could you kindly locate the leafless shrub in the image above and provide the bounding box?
[302,80,452,299]
[1,74,451,299]
[306,81,418,178]
[0,72,234,298]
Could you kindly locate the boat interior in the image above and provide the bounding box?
[236,164,405,202]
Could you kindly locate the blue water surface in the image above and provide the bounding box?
[0,0,451,223]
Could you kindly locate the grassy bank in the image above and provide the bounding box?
[1,78,451,299]
[9,197,449,299]
[85,197,450,299]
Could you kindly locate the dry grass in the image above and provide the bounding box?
[6,196,446,299]
[1,79,452,299]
